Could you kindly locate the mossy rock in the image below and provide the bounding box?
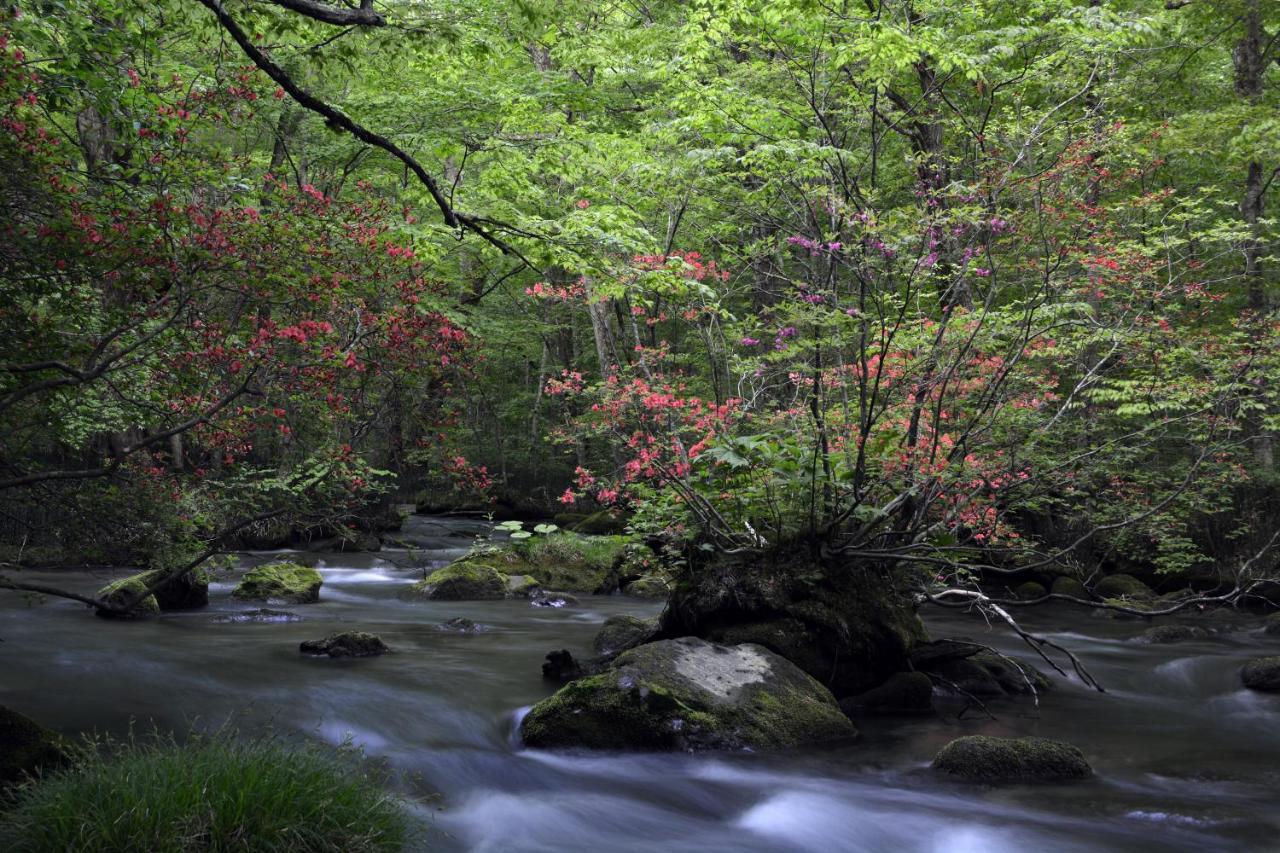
[98,565,211,616]
[839,671,934,716]
[1094,573,1154,600]
[94,574,160,619]
[622,574,671,598]
[1241,656,1280,691]
[1137,624,1209,644]
[231,563,322,604]
[400,561,506,601]
[299,631,388,658]
[0,706,70,790]
[1014,581,1047,601]
[664,558,927,697]
[1050,576,1087,599]
[709,618,830,682]
[520,637,857,752]
[592,615,658,659]
[517,533,631,593]
[505,574,542,597]
[933,735,1092,782]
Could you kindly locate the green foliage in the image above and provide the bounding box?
[0,732,412,852]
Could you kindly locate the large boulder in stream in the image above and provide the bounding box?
[231,562,322,604]
[520,637,856,752]
[662,558,926,698]
[95,568,209,618]
[400,560,507,601]
[1,706,69,790]
[299,631,389,658]
[1241,656,1280,691]
[933,735,1092,782]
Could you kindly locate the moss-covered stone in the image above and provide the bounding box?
[929,657,1006,698]
[839,671,934,716]
[933,735,1092,782]
[1137,624,1209,644]
[1050,576,1088,599]
[1094,573,1154,600]
[0,706,69,790]
[592,615,658,659]
[1241,656,1280,691]
[504,574,542,597]
[1014,581,1047,601]
[231,563,322,604]
[299,631,388,658]
[518,533,632,593]
[622,574,671,598]
[400,561,506,601]
[94,574,160,619]
[520,637,856,751]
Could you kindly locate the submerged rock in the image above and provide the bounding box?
[530,591,578,608]
[211,608,301,624]
[438,617,486,632]
[1137,624,1209,644]
[592,614,659,660]
[0,706,69,789]
[299,631,389,658]
[541,649,585,682]
[400,561,506,601]
[521,637,856,752]
[231,563,322,604]
[839,671,934,716]
[1241,656,1280,691]
[933,735,1092,782]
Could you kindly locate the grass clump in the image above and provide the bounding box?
[0,731,411,852]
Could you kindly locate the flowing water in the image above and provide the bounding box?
[3,515,1279,852]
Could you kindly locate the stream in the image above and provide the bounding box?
[2,515,1279,852]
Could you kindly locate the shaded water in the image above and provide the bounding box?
[3,515,1279,851]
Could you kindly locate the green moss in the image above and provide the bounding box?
[505,574,542,597]
[517,533,631,593]
[231,563,322,604]
[622,574,670,598]
[0,706,69,791]
[400,561,506,601]
[933,735,1092,782]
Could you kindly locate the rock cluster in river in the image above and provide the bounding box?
[95,568,209,618]
[521,637,856,752]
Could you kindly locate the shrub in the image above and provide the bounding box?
[0,732,411,852]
